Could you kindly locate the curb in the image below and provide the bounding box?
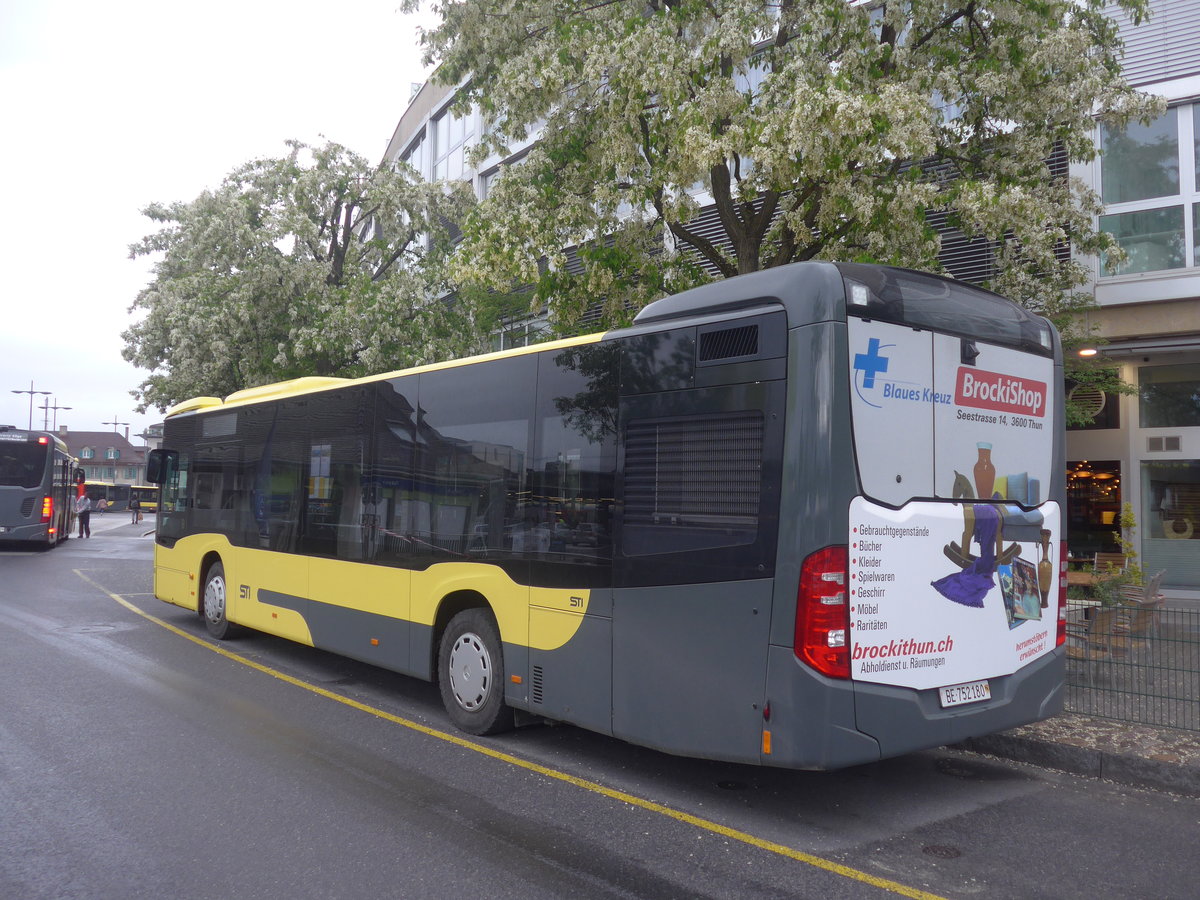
[955,732,1200,797]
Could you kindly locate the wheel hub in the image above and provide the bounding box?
[449,632,491,711]
[204,576,226,624]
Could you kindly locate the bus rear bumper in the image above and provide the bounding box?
[762,645,1064,770]
[0,524,51,544]
[853,648,1065,762]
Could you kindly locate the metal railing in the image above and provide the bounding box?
[1065,605,1200,732]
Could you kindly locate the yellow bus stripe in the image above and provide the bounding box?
[75,569,946,900]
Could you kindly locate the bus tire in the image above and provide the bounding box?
[202,561,236,640]
[438,608,514,736]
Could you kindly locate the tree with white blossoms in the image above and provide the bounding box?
[123,140,480,412]
[412,0,1161,416]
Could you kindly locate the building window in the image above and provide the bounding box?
[401,133,426,180]
[1100,205,1186,274]
[1101,111,1178,204]
[432,105,475,182]
[126,467,137,479]
[1098,104,1199,276]
[479,168,497,200]
[104,447,120,460]
[1139,363,1200,428]
[81,447,94,460]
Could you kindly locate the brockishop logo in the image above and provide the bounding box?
[955,368,1046,417]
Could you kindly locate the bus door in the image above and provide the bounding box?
[847,318,1061,714]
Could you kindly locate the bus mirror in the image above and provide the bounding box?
[74,468,86,485]
[146,449,174,485]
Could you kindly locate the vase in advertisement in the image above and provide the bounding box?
[1037,528,1053,608]
[973,442,995,500]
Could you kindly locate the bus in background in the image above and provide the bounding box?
[129,485,158,513]
[84,481,129,510]
[146,262,1066,770]
[0,427,76,547]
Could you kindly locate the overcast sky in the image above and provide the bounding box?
[0,0,436,442]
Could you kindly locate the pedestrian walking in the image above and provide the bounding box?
[76,493,92,538]
[97,497,108,515]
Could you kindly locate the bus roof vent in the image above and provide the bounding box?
[698,324,759,363]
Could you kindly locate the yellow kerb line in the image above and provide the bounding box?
[75,569,947,900]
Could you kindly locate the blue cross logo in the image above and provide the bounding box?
[853,338,890,389]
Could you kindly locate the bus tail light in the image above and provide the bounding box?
[1056,540,1068,647]
[41,496,53,523]
[795,545,850,679]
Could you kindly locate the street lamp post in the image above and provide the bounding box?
[45,398,72,431]
[10,380,51,430]
[102,417,130,434]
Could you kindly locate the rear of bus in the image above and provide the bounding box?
[0,429,66,546]
[766,263,1065,769]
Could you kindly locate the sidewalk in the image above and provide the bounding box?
[78,511,154,536]
[957,712,1200,797]
[957,589,1200,796]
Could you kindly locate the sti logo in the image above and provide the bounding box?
[852,337,893,408]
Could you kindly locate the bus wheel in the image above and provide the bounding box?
[438,608,514,736]
[202,561,236,640]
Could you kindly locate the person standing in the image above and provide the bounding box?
[130,497,140,524]
[96,497,108,515]
[76,493,92,538]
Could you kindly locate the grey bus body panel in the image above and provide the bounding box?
[770,319,856,650]
[262,588,424,679]
[612,579,774,764]
[763,645,881,769]
[636,262,845,331]
[527,593,614,736]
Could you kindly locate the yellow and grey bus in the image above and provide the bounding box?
[129,485,158,513]
[146,263,1067,769]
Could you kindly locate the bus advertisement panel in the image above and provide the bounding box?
[147,262,1066,770]
[848,319,1061,694]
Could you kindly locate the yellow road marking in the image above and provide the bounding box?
[75,569,947,900]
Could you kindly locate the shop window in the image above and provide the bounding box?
[1066,460,1121,557]
[1141,460,1200,590]
[1143,460,1200,540]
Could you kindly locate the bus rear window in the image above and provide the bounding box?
[0,443,47,488]
[836,263,1055,357]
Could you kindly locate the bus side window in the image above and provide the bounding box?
[297,388,369,560]
[417,356,536,564]
[533,343,618,583]
[371,376,419,567]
